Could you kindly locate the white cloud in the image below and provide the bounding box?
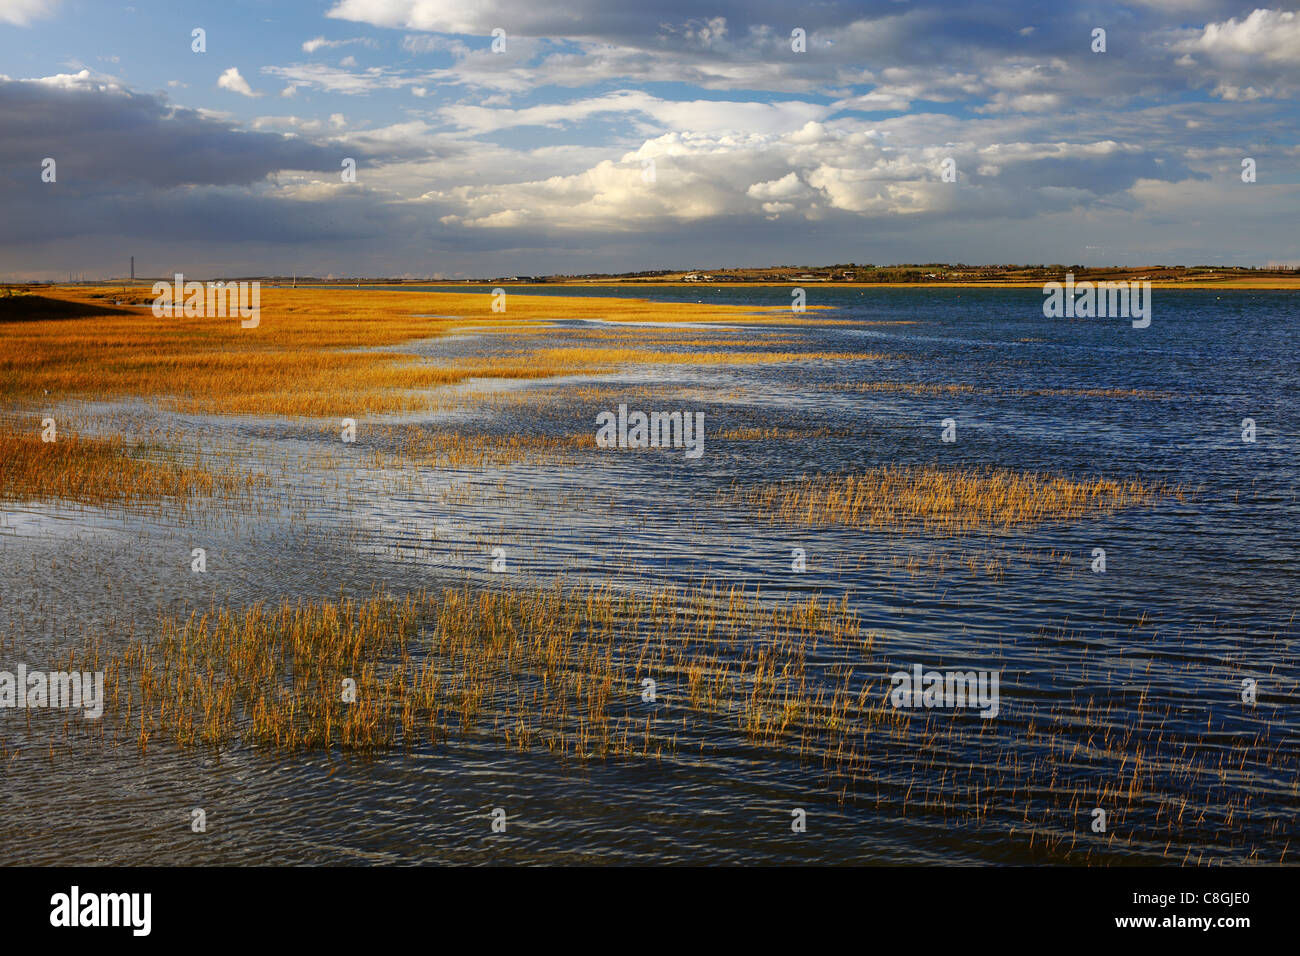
[439,90,831,137]
[401,34,470,55]
[302,35,379,53]
[261,62,409,95]
[413,117,1149,232]
[327,0,571,35]
[1177,9,1300,65]
[746,172,808,201]
[1172,9,1300,100]
[19,68,118,92]
[835,90,914,112]
[217,67,260,97]
[251,114,329,133]
[976,92,1065,113]
[0,0,58,27]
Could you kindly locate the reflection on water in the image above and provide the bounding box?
[1,287,1296,865]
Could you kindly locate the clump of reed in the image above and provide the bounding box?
[0,428,259,506]
[43,581,1296,864]
[717,426,844,442]
[738,466,1182,533]
[370,425,594,470]
[89,584,869,760]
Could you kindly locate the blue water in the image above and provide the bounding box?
[2,286,1295,864]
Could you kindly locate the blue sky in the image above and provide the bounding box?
[1,0,1298,278]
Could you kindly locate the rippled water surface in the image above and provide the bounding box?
[2,286,1296,865]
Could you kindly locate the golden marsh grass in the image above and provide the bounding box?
[84,584,869,759]
[368,424,595,469]
[738,466,1182,533]
[1,287,843,418]
[0,428,260,506]
[41,583,1285,863]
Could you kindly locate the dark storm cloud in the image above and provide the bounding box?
[0,74,337,195]
[0,72,417,249]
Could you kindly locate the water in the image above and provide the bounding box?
[2,287,1296,864]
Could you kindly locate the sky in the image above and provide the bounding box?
[1,0,1298,279]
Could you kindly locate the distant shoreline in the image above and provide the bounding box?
[16,278,1300,293]
[500,279,1300,291]
[312,279,1300,291]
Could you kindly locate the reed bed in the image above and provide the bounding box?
[87,585,870,759]
[47,582,1291,863]
[370,426,595,470]
[0,429,259,506]
[0,287,838,418]
[717,426,844,441]
[739,466,1181,533]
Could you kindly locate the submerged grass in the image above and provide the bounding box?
[739,466,1182,533]
[45,582,1290,864]
[0,286,876,502]
[0,429,260,506]
[87,584,867,759]
[369,425,595,469]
